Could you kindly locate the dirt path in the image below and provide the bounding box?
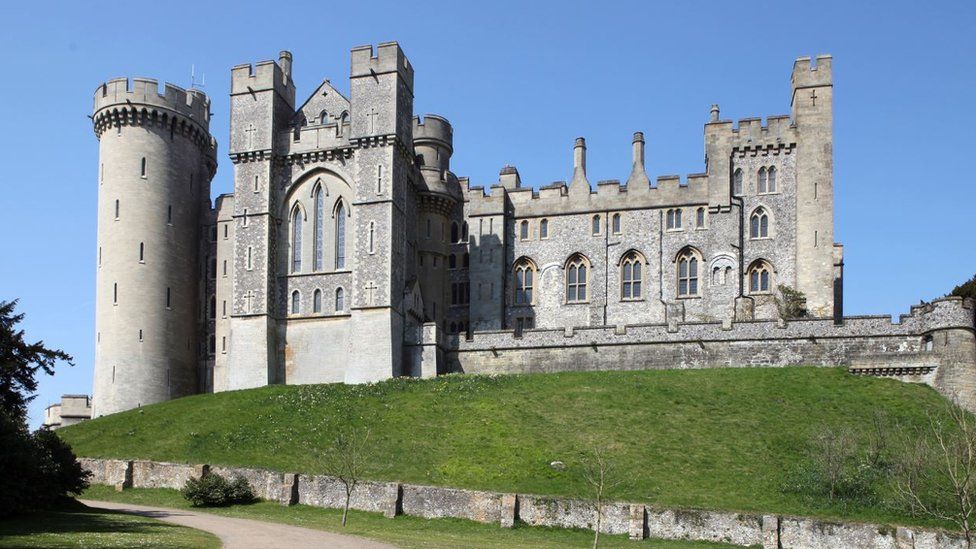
[79,499,397,549]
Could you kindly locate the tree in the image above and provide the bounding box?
[948,274,976,302]
[0,299,74,420]
[316,427,371,526]
[811,426,856,501]
[891,398,976,548]
[775,284,808,320]
[581,445,622,549]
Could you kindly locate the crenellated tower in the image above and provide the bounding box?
[91,78,216,417]
[413,114,459,326]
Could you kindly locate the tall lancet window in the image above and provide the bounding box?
[291,207,303,273]
[335,201,346,269]
[313,186,324,271]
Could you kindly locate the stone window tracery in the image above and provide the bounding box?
[565,254,589,303]
[666,209,682,230]
[677,248,702,297]
[621,251,643,300]
[758,166,777,194]
[750,207,769,239]
[514,258,535,305]
[748,260,773,294]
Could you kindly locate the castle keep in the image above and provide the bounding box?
[91,43,976,418]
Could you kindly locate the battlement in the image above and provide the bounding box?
[93,77,211,129]
[412,114,453,150]
[351,42,414,90]
[791,55,832,90]
[230,54,294,97]
[705,114,797,150]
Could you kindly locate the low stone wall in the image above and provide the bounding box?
[80,457,968,548]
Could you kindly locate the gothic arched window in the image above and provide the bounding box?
[666,209,682,230]
[591,215,601,236]
[520,220,529,240]
[696,207,705,228]
[620,251,644,300]
[676,248,702,297]
[767,166,777,193]
[748,260,773,294]
[313,289,322,313]
[540,218,549,239]
[612,213,621,234]
[291,290,301,314]
[313,185,324,271]
[566,254,589,303]
[750,207,769,239]
[335,201,346,269]
[291,206,303,274]
[514,258,536,305]
[733,168,743,196]
[335,287,345,312]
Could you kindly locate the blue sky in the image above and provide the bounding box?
[2,1,973,428]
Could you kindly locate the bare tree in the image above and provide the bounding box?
[811,425,856,501]
[318,427,371,527]
[581,446,622,549]
[892,398,976,548]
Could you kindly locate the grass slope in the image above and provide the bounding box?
[59,367,952,528]
[0,503,219,548]
[83,485,737,548]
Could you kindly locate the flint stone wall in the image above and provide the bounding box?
[79,456,970,548]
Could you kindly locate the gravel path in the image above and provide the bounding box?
[79,499,397,549]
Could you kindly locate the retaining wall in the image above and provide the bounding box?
[80,458,966,548]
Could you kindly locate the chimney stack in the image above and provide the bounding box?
[632,132,645,166]
[279,51,293,81]
[709,104,720,122]
[573,137,586,175]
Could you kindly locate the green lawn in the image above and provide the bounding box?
[0,502,219,548]
[59,367,955,529]
[82,485,742,548]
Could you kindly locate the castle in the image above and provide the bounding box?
[90,43,976,418]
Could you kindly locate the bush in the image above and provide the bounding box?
[181,472,254,507]
[0,412,91,517]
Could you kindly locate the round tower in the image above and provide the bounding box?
[413,115,459,326]
[91,77,216,417]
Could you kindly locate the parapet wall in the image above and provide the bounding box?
[448,297,976,410]
[80,457,967,548]
[93,77,211,129]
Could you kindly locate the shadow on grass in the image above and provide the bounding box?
[0,503,190,538]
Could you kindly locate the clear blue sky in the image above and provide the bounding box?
[3,1,973,428]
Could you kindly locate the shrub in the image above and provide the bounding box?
[182,472,254,507]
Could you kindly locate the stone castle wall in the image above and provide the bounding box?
[80,457,967,548]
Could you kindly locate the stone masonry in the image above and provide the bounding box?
[89,43,976,417]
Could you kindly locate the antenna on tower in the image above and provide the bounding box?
[190,65,206,90]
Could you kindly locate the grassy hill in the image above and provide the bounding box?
[59,367,954,528]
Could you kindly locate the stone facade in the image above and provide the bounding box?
[80,457,968,548]
[89,43,976,418]
[42,394,92,430]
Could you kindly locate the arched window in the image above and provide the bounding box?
[513,258,536,305]
[696,207,705,228]
[451,222,459,243]
[319,109,328,124]
[565,255,589,303]
[520,220,529,240]
[335,287,345,312]
[335,201,346,269]
[313,186,324,271]
[767,166,777,193]
[462,222,469,242]
[209,295,216,319]
[463,253,470,268]
[540,218,549,239]
[612,213,621,234]
[621,251,643,300]
[676,248,701,297]
[291,290,301,314]
[449,254,457,269]
[368,221,375,254]
[748,260,773,294]
[591,215,601,236]
[666,209,682,230]
[733,168,743,196]
[313,289,322,313]
[758,167,768,194]
[291,206,302,273]
[750,207,769,239]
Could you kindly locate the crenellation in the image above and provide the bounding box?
[89,45,976,418]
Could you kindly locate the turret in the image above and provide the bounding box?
[91,77,217,417]
[413,114,460,326]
